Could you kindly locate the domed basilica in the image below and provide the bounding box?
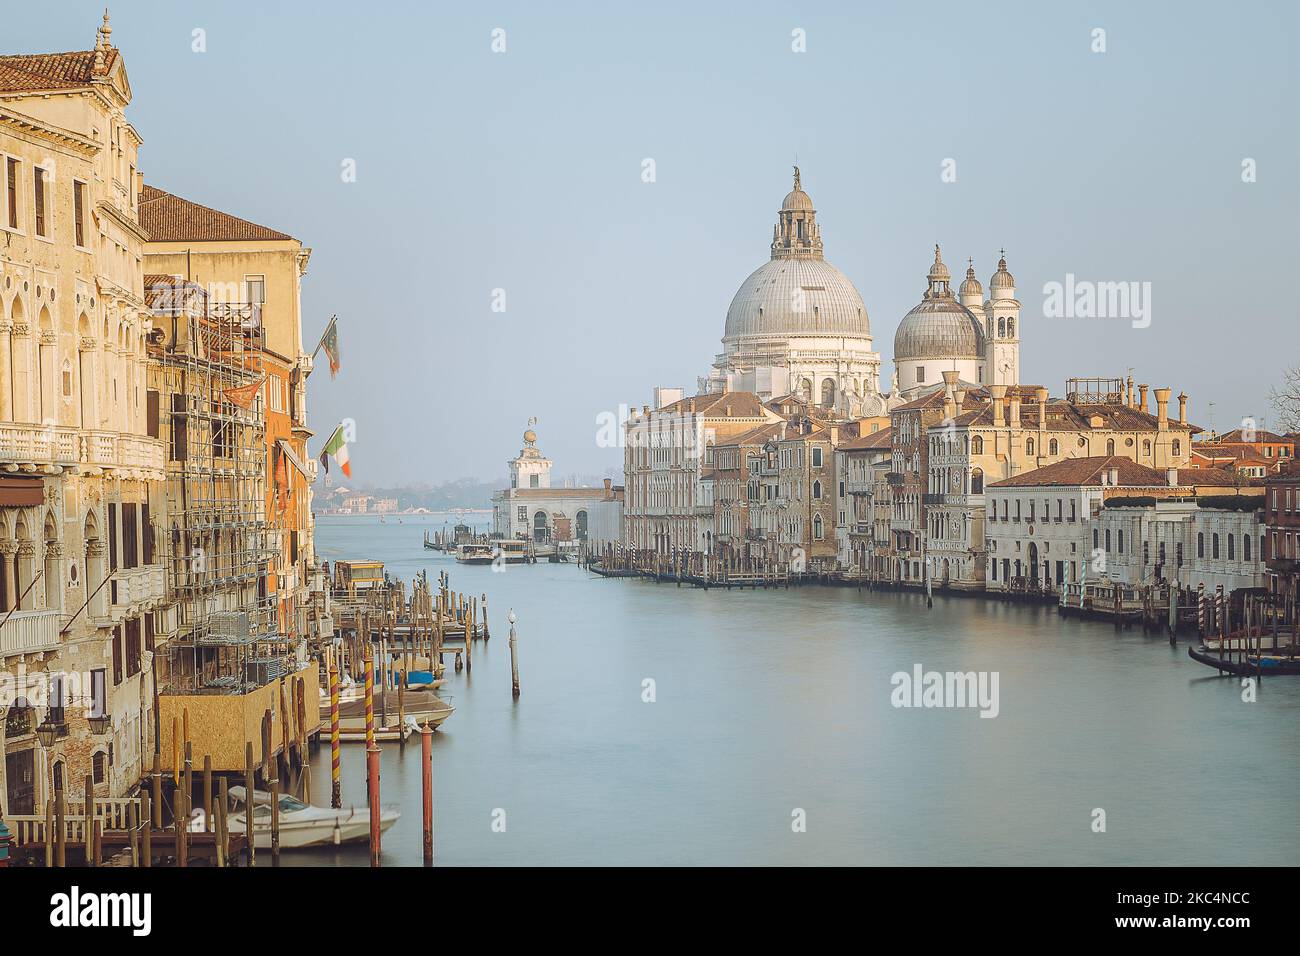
[700,169,1022,411]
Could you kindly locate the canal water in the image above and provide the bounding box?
[289,514,1300,866]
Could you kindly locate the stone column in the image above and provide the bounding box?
[43,542,63,613]
[86,537,108,619]
[16,541,37,610]
[78,336,97,429]
[0,318,11,420]
[0,540,17,612]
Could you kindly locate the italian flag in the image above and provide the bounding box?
[319,424,351,477]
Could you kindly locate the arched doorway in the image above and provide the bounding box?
[532,510,548,543]
[1027,543,1039,584]
[575,510,588,541]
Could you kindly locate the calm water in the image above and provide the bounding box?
[287,514,1300,866]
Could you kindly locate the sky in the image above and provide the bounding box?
[11,1,1299,484]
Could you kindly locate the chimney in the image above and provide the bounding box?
[1109,467,1120,487]
[1008,395,1021,427]
[1177,392,1188,425]
[941,370,959,419]
[1138,383,1149,413]
[1166,468,1177,487]
[642,405,650,417]
[989,384,1008,427]
[954,388,966,417]
[829,425,839,446]
[1035,386,1048,428]
[687,399,695,413]
[1154,387,1171,430]
[1126,376,1135,408]
[724,404,731,417]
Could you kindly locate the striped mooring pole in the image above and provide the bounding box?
[329,646,341,809]
[364,642,376,751]
[1197,583,1206,636]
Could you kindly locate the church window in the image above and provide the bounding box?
[1106,439,1116,455]
[971,468,983,494]
[812,480,822,500]
[998,317,1005,337]
[1049,438,1059,456]
[1007,319,1015,337]
[1197,532,1204,558]
[972,436,984,455]
[1212,533,1220,559]
[1027,438,1035,455]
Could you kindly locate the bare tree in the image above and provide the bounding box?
[1269,366,1300,434]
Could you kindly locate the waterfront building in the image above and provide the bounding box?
[1096,489,1266,594]
[1263,462,1300,599]
[0,16,167,810]
[922,376,1197,590]
[699,170,894,416]
[139,184,319,647]
[491,426,622,546]
[769,417,842,571]
[834,425,892,574]
[709,421,784,569]
[1195,427,1293,472]
[623,390,781,556]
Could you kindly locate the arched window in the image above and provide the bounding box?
[820,379,835,408]
[972,435,984,455]
[1244,534,1252,561]
[1173,439,1182,456]
[1105,529,1112,551]
[93,750,107,784]
[1197,532,1205,558]
[1049,438,1059,456]
[1143,440,1151,456]
[1007,318,1015,337]
[1228,534,1235,560]
[1106,439,1116,455]
[575,510,588,541]
[1026,438,1035,455]
[998,317,1006,336]
[813,514,824,540]
[812,480,822,500]
[1212,533,1220,559]
[971,468,984,494]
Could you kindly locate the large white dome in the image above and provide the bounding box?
[723,257,870,340]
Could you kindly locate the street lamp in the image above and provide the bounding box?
[87,712,111,736]
[35,719,59,749]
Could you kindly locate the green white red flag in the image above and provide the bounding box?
[319,424,351,477]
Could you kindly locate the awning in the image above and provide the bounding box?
[276,439,312,479]
[0,476,44,507]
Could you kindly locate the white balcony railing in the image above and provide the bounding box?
[0,609,61,658]
[0,423,164,473]
[111,564,167,615]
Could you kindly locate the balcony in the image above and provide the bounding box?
[0,423,164,475]
[81,431,165,475]
[109,564,167,618]
[0,423,79,470]
[0,609,61,659]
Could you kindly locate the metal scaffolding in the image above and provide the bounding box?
[147,282,298,695]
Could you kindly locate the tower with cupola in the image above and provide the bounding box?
[983,252,1021,387]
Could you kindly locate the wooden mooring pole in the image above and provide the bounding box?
[421,721,434,867]
[329,645,342,808]
[367,743,382,868]
[508,609,520,698]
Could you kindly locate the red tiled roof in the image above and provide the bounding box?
[656,391,768,419]
[987,456,1172,489]
[0,49,117,93]
[139,184,294,242]
[1216,428,1290,444]
[837,426,893,451]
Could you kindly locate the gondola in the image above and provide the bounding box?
[1187,644,1300,676]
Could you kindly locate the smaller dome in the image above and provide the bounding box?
[523,429,537,444]
[959,262,982,297]
[781,188,814,212]
[990,254,1015,291]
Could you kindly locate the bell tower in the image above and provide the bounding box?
[509,425,552,490]
[984,252,1021,387]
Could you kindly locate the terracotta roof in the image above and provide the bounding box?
[987,456,1173,489]
[1216,428,1290,444]
[139,184,294,242]
[951,397,1191,433]
[0,49,117,93]
[656,391,768,419]
[837,426,893,451]
[716,422,784,448]
[1175,468,1243,486]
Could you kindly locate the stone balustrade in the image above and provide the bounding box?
[0,423,163,473]
[0,609,61,659]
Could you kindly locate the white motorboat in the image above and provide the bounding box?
[227,786,400,849]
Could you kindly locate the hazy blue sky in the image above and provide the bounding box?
[14,2,1299,484]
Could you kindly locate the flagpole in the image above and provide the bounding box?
[307,315,338,375]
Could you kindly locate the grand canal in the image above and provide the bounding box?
[291,515,1300,866]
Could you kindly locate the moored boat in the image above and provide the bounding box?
[227,786,400,849]
[1187,644,1300,676]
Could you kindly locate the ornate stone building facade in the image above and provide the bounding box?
[0,17,167,811]
[701,169,893,417]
